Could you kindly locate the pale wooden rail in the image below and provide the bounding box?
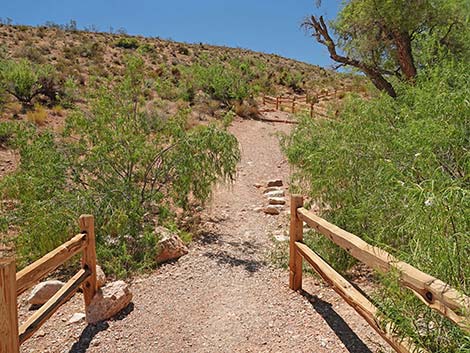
[289,195,469,353]
[0,215,97,353]
[263,89,339,117]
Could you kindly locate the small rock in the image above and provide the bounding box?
[68,312,86,324]
[265,190,285,198]
[263,205,282,215]
[263,186,282,194]
[274,233,289,242]
[86,281,133,324]
[28,280,65,305]
[96,265,106,288]
[253,207,264,213]
[253,183,263,188]
[155,226,189,263]
[268,197,286,205]
[267,179,283,187]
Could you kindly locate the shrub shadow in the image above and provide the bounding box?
[203,251,264,273]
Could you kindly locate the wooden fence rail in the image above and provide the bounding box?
[289,195,469,353]
[0,215,97,353]
[263,90,339,118]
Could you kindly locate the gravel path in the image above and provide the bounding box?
[19,116,393,353]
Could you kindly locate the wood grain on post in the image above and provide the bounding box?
[16,233,86,296]
[289,195,303,290]
[0,258,19,353]
[79,215,97,312]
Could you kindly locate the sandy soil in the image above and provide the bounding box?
[18,114,393,353]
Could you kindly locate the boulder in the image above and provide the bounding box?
[28,280,65,305]
[263,205,282,215]
[86,281,132,324]
[96,264,106,288]
[265,190,285,198]
[155,226,189,264]
[267,179,283,187]
[268,197,286,205]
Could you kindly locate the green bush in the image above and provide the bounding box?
[0,59,64,105]
[283,61,469,352]
[114,37,140,50]
[2,56,240,277]
[180,59,264,107]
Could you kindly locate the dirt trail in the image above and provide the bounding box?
[19,115,392,353]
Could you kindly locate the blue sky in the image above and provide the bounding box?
[1,0,340,67]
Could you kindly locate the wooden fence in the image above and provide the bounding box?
[262,90,339,117]
[289,195,469,353]
[0,215,97,353]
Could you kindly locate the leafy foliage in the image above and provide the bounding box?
[284,61,469,351]
[2,56,240,277]
[0,59,63,105]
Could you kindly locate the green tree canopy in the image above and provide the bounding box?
[304,0,470,97]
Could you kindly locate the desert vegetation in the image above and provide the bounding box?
[0,21,360,277]
[284,1,470,351]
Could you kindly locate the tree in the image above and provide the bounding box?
[304,0,469,97]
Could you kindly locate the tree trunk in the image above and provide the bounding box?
[364,68,397,98]
[392,30,417,81]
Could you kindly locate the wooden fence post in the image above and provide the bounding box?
[276,97,279,110]
[79,215,97,319]
[310,102,314,119]
[289,195,304,290]
[0,258,19,353]
[292,97,296,113]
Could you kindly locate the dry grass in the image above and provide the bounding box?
[26,104,48,125]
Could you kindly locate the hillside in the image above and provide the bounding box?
[0,23,364,126]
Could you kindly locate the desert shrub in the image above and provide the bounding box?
[114,37,140,49]
[0,121,16,147]
[283,61,469,351]
[26,104,47,125]
[0,59,63,105]
[137,43,155,55]
[64,41,102,59]
[182,61,258,107]
[2,56,240,277]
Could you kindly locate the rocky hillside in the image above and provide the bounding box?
[0,24,365,124]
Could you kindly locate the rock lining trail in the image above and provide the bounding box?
[19,114,393,353]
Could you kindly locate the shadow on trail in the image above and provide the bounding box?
[68,303,134,353]
[203,251,264,274]
[301,291,373,353]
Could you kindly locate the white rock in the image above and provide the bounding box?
[274,233,289,242]
[68,312,86,324]
[86,281,133,324]
[28,280,65,305]
[155,226,189,263]
[268,197,286,205]
[265,190,285,198]
[267,179,283,187]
